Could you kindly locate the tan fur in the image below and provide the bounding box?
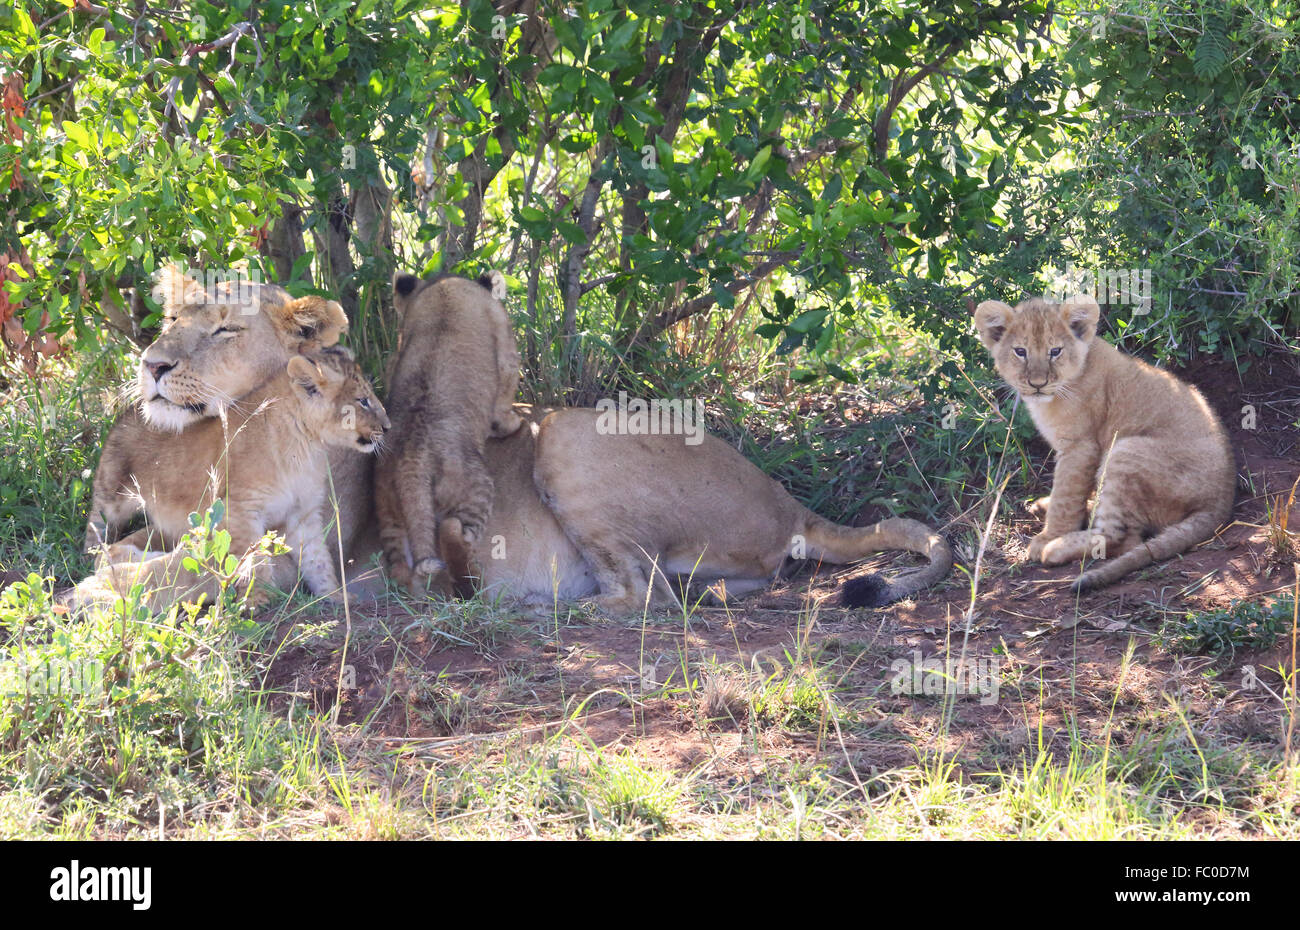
[87,349,389,606]
[435,406,953,614]
[85,266,378,588]
[374,271,522,592]
[974,294,1235,590]
[83,270,951,616]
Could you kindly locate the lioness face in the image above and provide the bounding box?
[973,295,1101,398]
[138,266,347,432]
[286,352,391,454]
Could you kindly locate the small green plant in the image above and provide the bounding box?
[751,665,836,731]
[1159,597,1297,657]
[175,500,288,614]
[583,754,682,837]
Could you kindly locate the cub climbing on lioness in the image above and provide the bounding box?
[87,346,390,606]
[973,294,1235,591]
[374,270,523,594]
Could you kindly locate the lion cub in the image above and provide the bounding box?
[92,347,390,603]
[374,270,523,593]
[974,294,1234,591]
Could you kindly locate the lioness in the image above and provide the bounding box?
[374,271,522,594]
[973,294,1235,590]
[84,265,379,587]
[83,268,952,614]
[90,347,389,604]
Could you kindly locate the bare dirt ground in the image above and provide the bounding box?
[265,351,1300,787]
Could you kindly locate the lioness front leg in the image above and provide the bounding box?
[1029,444,1099,562]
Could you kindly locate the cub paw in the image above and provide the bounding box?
[490,411,523,438]
[1026,495,1051,518]
[1040,537,1080,566]
[103,541,145,565]
[387,558,414,591]
[414,557,445,577]
[1026,532,1054,562]
[243,586,272,613]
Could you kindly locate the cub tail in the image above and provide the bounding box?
[1071,508,1225,592]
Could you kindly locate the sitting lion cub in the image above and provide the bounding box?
[973,294,1234,591]
[374,270,522,594]
[90,347,390,605]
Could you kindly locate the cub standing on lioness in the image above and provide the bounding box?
[374,270,522,595]
[973,294,1235,591]
[88,347,390,606]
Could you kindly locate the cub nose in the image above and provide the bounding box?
[144,360,175,382]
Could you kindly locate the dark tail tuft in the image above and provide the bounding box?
[840,573,893,608]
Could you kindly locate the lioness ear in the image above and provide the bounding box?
[286,355,328,397]
[274,296,347,350]
[152,263,202,316]
[973,300,1015,350]
[1060,294,1100,341]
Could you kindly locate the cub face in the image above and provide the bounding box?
[973,295,1101,398]
[286,349,391,453]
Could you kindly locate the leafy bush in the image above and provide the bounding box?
[1050,0,1300,362]
[1160,596,1297,656]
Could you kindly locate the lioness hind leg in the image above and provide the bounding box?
[699,576,770,607]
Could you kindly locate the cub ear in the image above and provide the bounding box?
[477,270,507,301]
[391,271,423,319]
[393,272,421,298]
[273,296,348,350]
[286,355,326,397]
[152,263,203,315]
[973,300,1015,351]
[1060,294,1100,342]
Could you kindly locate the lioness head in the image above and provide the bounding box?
[973,295,1101,397]
[137,265,348,431]
[286,348,391,454]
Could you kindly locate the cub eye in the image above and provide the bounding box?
[1049,346,1063,358]
[1013,347,1027,358]
[357,397,371,410]
[214,324,243,337]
